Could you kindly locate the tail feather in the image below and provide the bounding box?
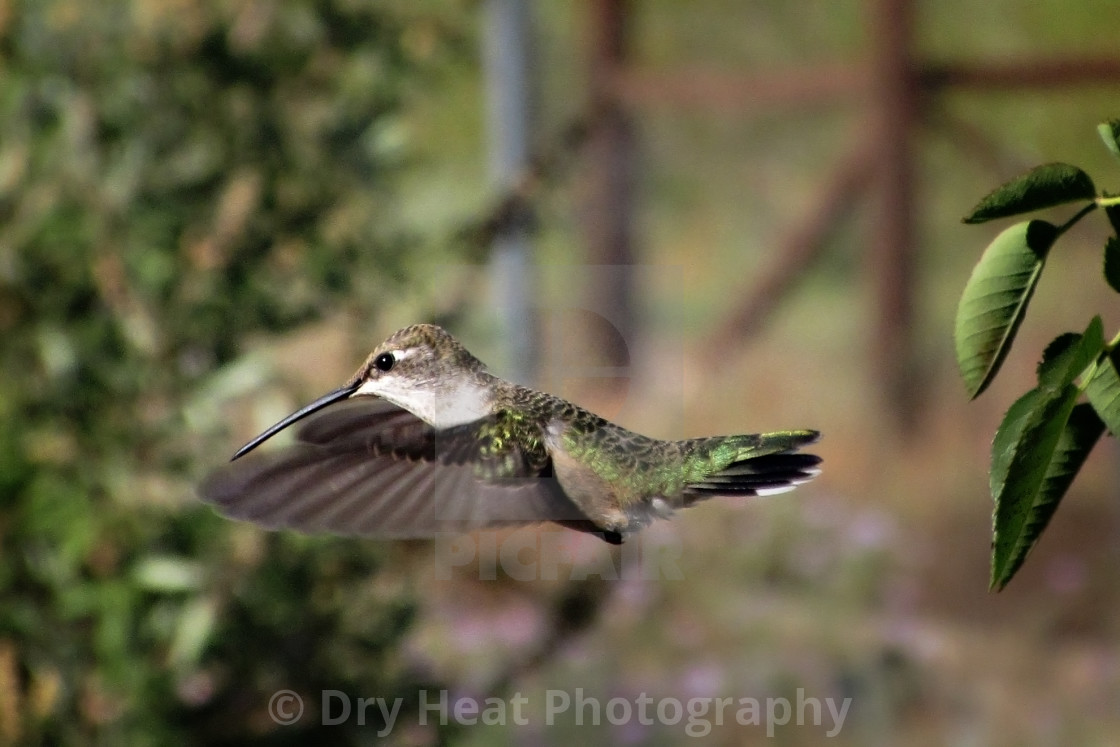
[683,447,821,504]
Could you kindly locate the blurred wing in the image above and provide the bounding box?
[199,399,593,537]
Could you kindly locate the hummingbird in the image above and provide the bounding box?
[200,324,821,544]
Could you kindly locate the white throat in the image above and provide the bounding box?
[354,376,493,429]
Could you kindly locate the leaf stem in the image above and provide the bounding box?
[1098,195,1120,208]
[1081,329,1120,388]
[1058,202,1098,234]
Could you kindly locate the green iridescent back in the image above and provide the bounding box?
[483,381,814,504]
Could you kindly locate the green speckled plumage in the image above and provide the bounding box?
[201,324,821,542]
[471,406,550,479]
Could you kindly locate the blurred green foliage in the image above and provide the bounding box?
[0,0,472,742]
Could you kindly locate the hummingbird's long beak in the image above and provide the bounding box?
[231,380,361,461]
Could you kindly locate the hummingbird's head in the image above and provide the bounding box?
[229,324,493,460]
[356,324,482,385]
[348,324,494,429]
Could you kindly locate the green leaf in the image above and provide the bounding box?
[1099,119,1120,161]
[1106,237,1120,293]
[132,555,205,592]
[990,384,1073,588]
[1036,317,1104,391]
[964,163,1096,224]
[955,220,1058,398]
[168,596,219,669]
[990,389,1101,591]
[989,388,1042,497]
[1085,349,1120,435]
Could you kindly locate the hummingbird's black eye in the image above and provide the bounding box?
[374,353,395,372]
